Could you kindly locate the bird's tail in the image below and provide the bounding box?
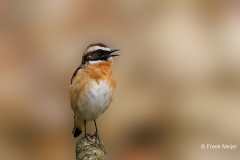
[72,116,83,138]
[72,126,82,138]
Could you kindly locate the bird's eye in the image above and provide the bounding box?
[97,49,102,53]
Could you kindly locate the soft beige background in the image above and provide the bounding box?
[0,0,240,160]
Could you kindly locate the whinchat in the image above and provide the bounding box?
[69,43,120,140]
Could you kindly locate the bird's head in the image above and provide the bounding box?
[82,43,120,65]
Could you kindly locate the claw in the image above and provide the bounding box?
[83,134,92,142]
[87,133,92,137]
[92,132,100,143]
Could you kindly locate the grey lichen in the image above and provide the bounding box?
[76,134,108,160]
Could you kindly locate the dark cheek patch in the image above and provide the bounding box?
[88,55,93,60]
[88,54,99,61]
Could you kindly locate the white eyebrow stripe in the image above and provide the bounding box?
[88,46,111,52]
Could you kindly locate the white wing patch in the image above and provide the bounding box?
[88,46,111,52]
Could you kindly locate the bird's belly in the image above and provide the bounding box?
[78,80,112,121]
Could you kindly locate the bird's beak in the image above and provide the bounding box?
[110,49,120,57]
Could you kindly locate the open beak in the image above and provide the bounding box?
[109,49,120,57]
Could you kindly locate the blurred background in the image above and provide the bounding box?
[0,0,240,160]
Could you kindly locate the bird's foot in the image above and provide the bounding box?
[83,133,92,142]
[92,132,101,143]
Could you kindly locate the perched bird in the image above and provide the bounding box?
[69,43,120,140]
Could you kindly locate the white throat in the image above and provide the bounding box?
[89,60,102,64]
[89,57,113,64]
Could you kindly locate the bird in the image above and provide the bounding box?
[69,43,120,141]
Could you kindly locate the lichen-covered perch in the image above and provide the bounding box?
[76,134,108,160]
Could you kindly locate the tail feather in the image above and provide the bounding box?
[72,116,82,138]
[72,126,82,138]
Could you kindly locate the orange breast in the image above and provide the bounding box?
[85,60,115,86]
[69,60,116,112]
